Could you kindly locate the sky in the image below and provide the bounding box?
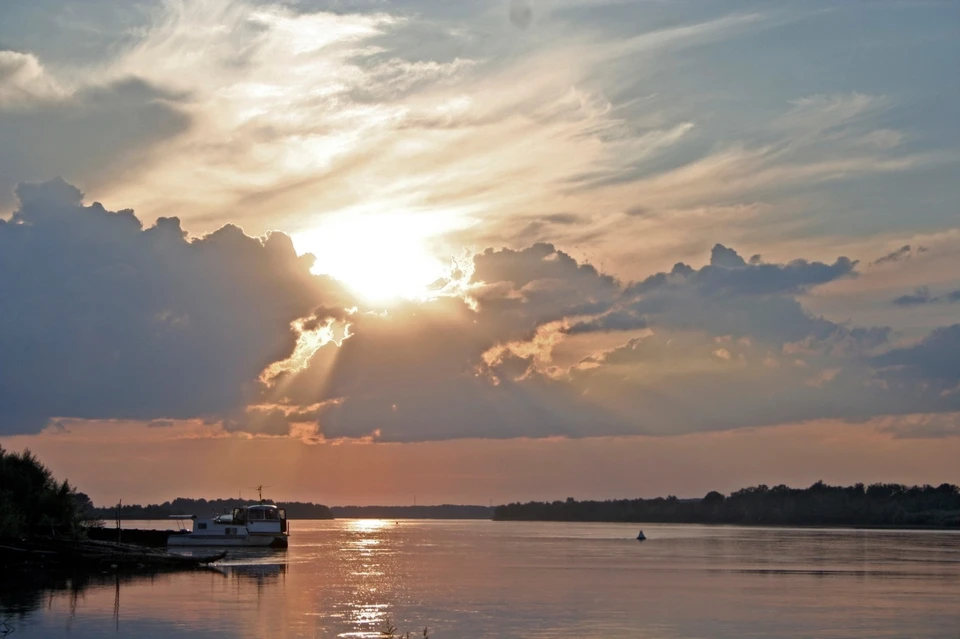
[1,0,959,506]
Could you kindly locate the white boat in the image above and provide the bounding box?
[168,504,289,548]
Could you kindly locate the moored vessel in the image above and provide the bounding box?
[167,504,289,548]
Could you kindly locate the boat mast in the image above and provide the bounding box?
[249,484,269,504]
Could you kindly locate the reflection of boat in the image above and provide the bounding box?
[224,562,287,584]
[167,504,289,548]
[636,530,646,541]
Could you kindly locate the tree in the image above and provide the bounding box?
[0,446,87,538]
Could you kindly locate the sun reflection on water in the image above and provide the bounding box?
[336,519,402,638]
[348,519,392,533]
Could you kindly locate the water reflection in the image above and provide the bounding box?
[0,570,211,636]
[3,522,959,638]
[338,519,396,638]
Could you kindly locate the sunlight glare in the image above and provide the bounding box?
[348,519,390,533]
[294,209,466,305]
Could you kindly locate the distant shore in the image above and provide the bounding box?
[493,482,960,529]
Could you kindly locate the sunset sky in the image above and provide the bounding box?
[1,0,959,506]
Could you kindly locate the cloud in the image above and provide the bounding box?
[873,324,960,387]
[261,242,952,441]
[3,183,959,441]
[0,178,350,435]
[3,0,950,297]
[0,50,64,106]
[566,244,858,342]
[872,244,927,266]
[0,70,189,209]
[877,413,960,439]
[892,286,960,306]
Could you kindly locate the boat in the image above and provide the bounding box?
[636,530,646,541]
[167,504,289,549]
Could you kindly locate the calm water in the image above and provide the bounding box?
[4,520,960,638]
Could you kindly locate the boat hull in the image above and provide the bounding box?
[167,534,288,549]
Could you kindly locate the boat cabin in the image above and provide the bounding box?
[229,504,288,533]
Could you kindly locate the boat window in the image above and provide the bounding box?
[226,528,234,535]
[197,523,207,530]
[249,509,264,520]
[265,509,278,520]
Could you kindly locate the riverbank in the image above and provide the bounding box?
[0,537,225,580]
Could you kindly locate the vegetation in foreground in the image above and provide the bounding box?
[0,446,222,584]
[0,445,95,538]
[494,481,960,527]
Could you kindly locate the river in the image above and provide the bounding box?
[4,520,959,638]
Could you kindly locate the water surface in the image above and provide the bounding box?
[4,520,959,638]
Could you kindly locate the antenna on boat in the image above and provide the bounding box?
[249,484,271,504]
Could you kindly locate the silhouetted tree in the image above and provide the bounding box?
[0,446,88,538]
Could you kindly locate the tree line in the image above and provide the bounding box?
[88,498,333,520]
[493,481,960,527]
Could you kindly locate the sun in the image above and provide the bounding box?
[293,209,461,305]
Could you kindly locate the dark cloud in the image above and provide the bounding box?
[299,303,619,442]
[892,286,960,306]
[873,324,960,386]
[629,244,857,297]
[565,310,647,335]
[558,326,958,435]
[0,75,190,209]
[709,243,746,268]
[871,244,928,266]
[0,178,350,435]
[570,244,858,342]
[469,243,621,333]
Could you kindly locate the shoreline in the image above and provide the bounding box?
[491,519,960,531]
[0,536,226,585]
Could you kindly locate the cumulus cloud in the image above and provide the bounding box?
[256,243,955,441]
[566,244,858,342]
[0,178,350,435]
[3,179,959,442]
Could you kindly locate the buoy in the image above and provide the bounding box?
[636,530,646,541]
